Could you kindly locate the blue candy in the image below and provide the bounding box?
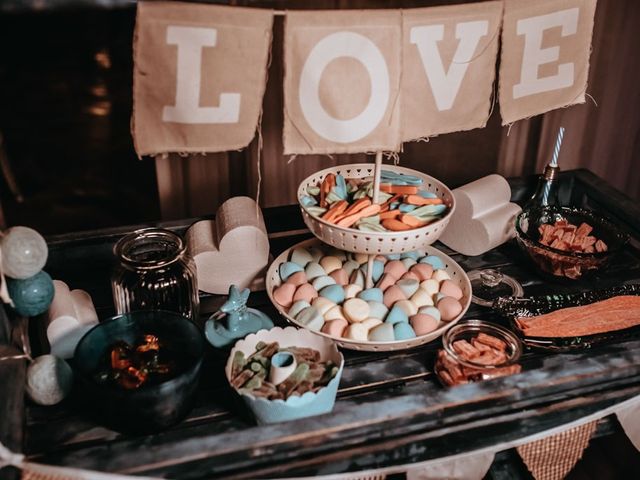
[335,174,348,200]
[420,255,445,270]
[400,251,420,260]
[390,202,400,210]
[280,261,303,281]
[319,284,345,304]
[357,288,384,303]
[399,204,417,213]
[394,322,417,340]
[361,261,384,283]
[7,271,54,317]
[300,195,317,207]
[417,190,438,199]
[385,304,408,324]
[386,253,401,261]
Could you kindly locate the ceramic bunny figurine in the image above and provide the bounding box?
[205,285,273,348]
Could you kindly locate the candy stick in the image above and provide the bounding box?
[231,351,246,378]
[231,369,255,388]
[277,363,310,397]
[283,347,320,362]
[243,375,262,390]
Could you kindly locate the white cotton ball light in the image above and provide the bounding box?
[1,226,48,279]
[26,355,73,406]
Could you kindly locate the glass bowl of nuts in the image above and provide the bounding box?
[515,206,628,280]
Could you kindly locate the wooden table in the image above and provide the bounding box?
[2,169,640,479]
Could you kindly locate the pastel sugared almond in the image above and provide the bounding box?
[273,283,296,308]
[439,280,463,300]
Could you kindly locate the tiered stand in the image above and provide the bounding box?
[267,154,472,351]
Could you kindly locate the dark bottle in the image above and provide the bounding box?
[524,164,560,210]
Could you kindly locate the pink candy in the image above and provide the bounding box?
[321,318,348,337]
[439,280,463,300]
[329,268,349,286]
[273,283,296,308]
[410,263,433,281]
[383,285,406,308]
[410,314,439,335]
[286,271,308,287]
[384,260,407,279]
[293,283,318,303]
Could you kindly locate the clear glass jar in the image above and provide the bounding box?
[111,228,199,320]
[435,320,522,387]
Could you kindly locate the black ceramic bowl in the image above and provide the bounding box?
[74,310,205,433]
[515,206,628,280]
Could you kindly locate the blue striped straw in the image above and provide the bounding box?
[550,126,565,167]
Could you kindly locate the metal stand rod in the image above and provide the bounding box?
[365,151,383,289]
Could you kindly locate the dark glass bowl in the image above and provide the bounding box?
[74,311,205,433]
[515,206,628,280]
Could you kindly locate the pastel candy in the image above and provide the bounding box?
[358,288,384,303]
[369,323,395,342]
[322,318,348,337]
[300,195,317,207]
[361,261,384,283]
[288,300,311,318]
[329,268,349,286]
[305,262,326,280]
[350,269,366,289]
[418,306,441,321]
[293,283,318,303]
[353,253,369,264]
[394,322,416,340]
[438,296,463,321]
[385,304,409,324]
[312,297,336,315]
[342,260,360,277]
[420,255,445,270]
[410,288,434,307]
[308,247,324,263]
[344,283,363,299]
[328,248,347,262]
[399,203,416,213]
[343,298,370,323]
[421,279,440,296]
[319,284,345,304]
[286,271,308,287]
[361,318,382,331]
[374,255,388,264]
[440,279,463,300]
[280,261,303,282]
[435,293,446,303]
[291,248,313,267]
[376,273,397,292]
[295,307,324,331]
[401,251,420,261]
[345,323,369,341]
[325,305,347,321]
[386,253,401,260]
[383,285,406,308]
[384,260,407,279]
[367,301,389,320]
[273,283,296,308]
[401,271,420,282]
[410,314,439,336]
[312,275,336,291]
[432,269,451,283]
[401,258,417,270]
[320,256,342,274]
[418,191,438,199]
[395,299,418,316]
[396,279,419,298]
[410,263,433,281]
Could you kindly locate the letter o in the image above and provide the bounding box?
[299,32,390,144]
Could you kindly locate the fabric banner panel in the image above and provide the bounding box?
[499,0,597,125]
[283,10,402,155]
[132,1,273,156]
[402,1,503,141]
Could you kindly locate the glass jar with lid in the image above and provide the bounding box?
[111,228,199,320]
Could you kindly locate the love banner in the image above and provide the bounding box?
[132,0,597,156]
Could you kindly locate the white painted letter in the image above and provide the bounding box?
[410,21,489,111]
[163,26,240,124]
[513,8,579,99]
[299,32,390,143]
